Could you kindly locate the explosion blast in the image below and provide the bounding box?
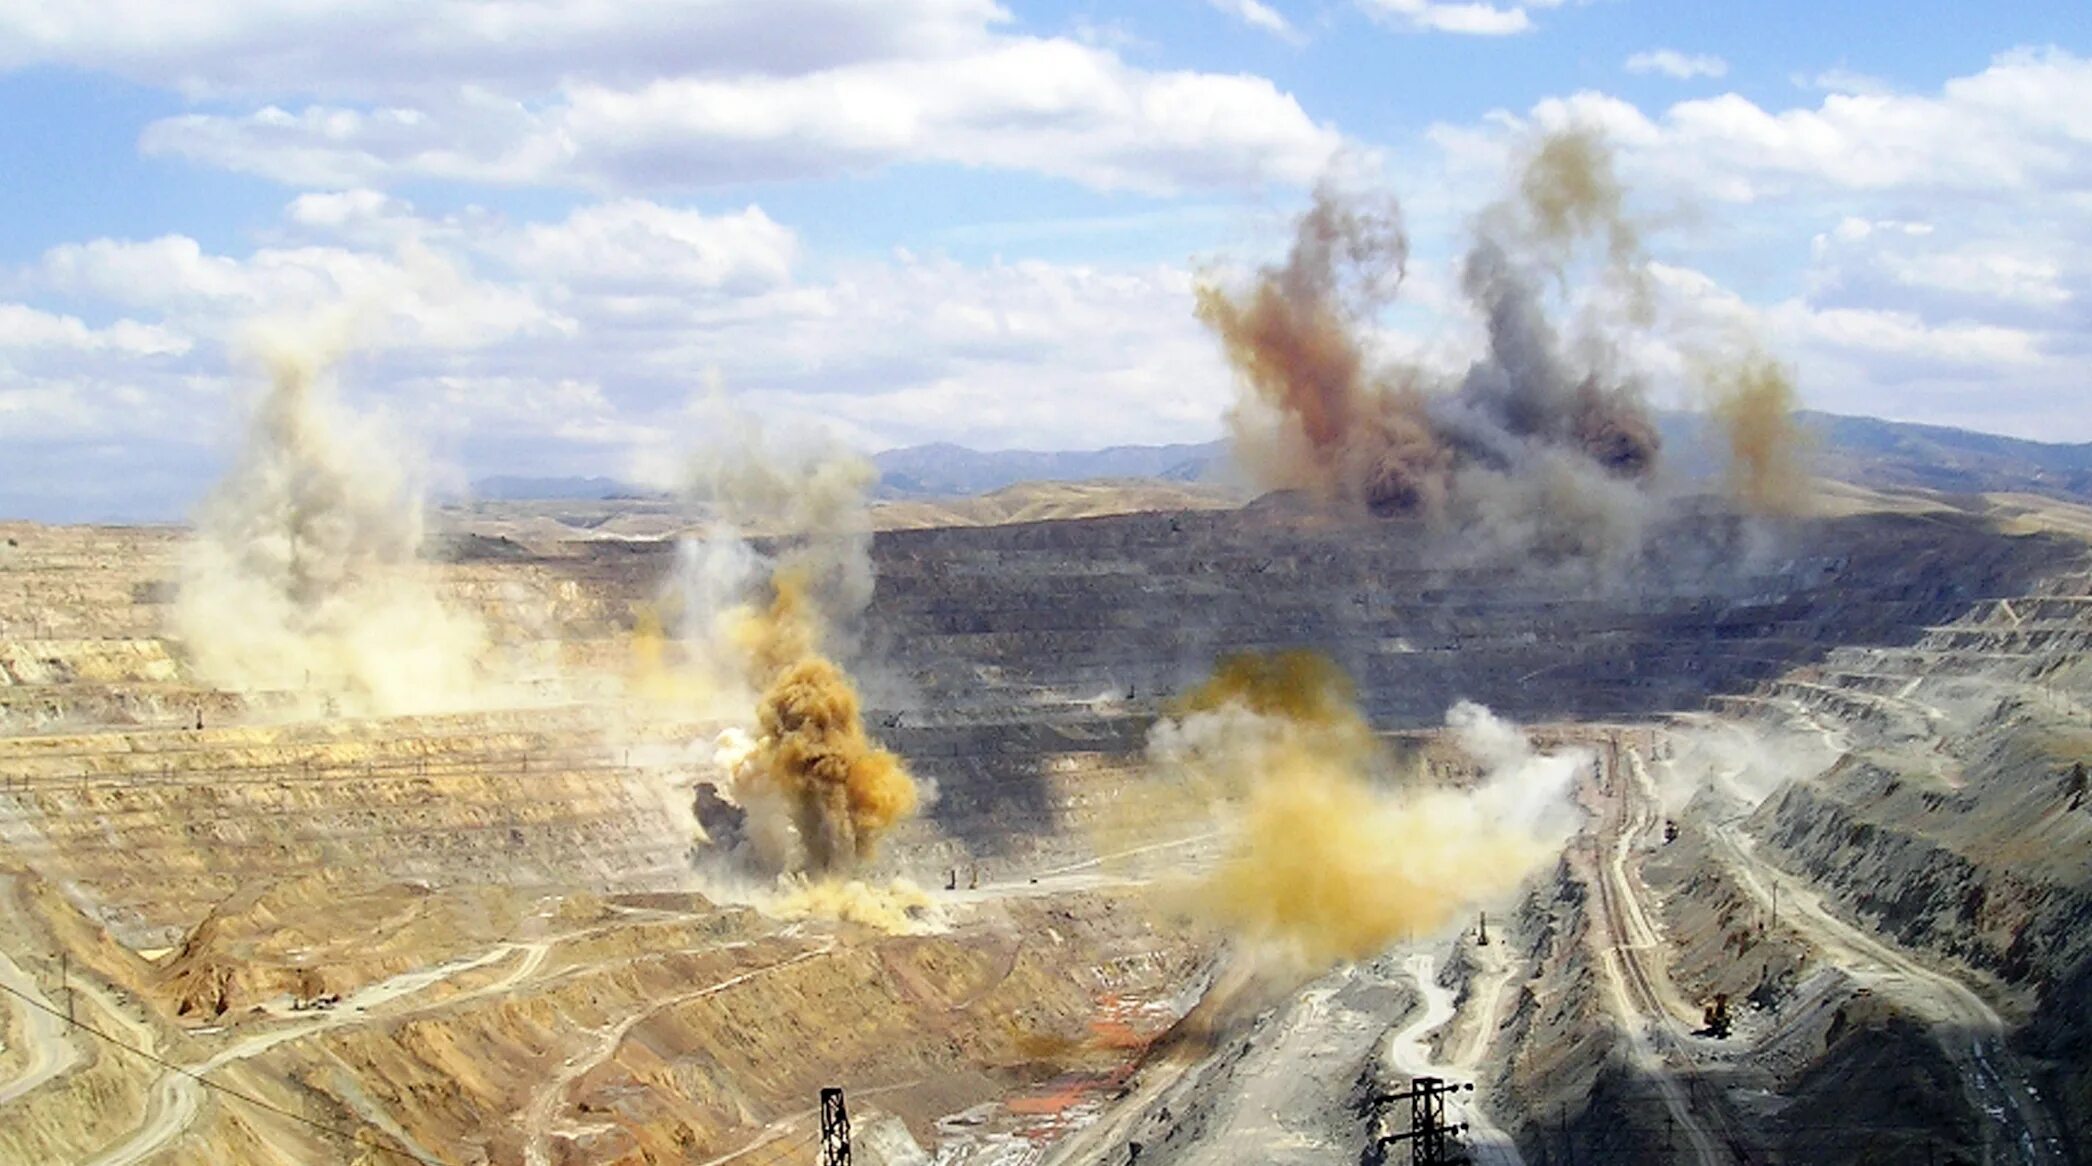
[658,411,920,879]
[1202,128,1809,552]
[1199,132,1659,531]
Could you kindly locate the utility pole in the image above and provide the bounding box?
[1371,1077,1472,1165]
[819,1087,851,1166]
[1478,911,1490,947]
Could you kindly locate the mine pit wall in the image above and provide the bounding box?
[861,504,2077,729]
[1713,564,2092,1152]
[1751,773,2092,1151]
[1640,807,1990,1163]
[2,504,2079,954]
[1491,858,1664,1164]
[98,892,1201,1166]
[1488,816,1987,1164]
[0,712,709,948]
[1640,812,1814,1025]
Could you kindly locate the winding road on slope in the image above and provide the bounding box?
[1673,710,2070,1166]
[84,942,528,1166]
[1699,804,2069,1165]
[1383,952,1523,1166]
[0,945,81,1106]
[521,942,838,1166]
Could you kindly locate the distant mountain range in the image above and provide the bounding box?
[869,440,1221,497]
[470,475,651,501]
[1796,412,2092,500]
[469,411,2092,506]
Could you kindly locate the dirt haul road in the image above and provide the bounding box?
[83,942,526,1166]
[1693,787,2070,1165]
[0,946,81,1107]
[1385,952,1523,1166]
[1586,737,1742,1166]
[521,942,838,1166]
[1663,715,2070,1166]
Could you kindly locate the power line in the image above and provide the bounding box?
[0,976,450,1166]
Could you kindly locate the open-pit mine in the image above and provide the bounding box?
[3,477,2090,1165]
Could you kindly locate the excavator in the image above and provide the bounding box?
[1701,993,1733,1039]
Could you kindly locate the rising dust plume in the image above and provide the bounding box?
[736,571,918,874]
[1149,651,1583,970]
[1707,350,1811,516]
[654,408,921,879]
[172,317,488,716]
[1202,128,1803,554]
[1199,130,1660,545]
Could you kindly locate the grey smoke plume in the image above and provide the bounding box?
[172,316,488,715]
[1199,129,1667,563]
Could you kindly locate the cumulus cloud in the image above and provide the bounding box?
[138,40,1342,195]
[0,305,191,356]
[1808,217,2077,317]
[1624,50,1727,80]
[5,20,2091,521]
[0,194,1234,517]
[1415,46,2092,442]
[0,0,1006,95]
[1,0,1342,197]
[35,234,561,350]
[1519,48,2092,201]
[494,202,797,293]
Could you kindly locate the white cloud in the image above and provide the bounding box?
[6,1,1341,197]
[1,194,1237,515]
[495,202,798,293]
[1809,217,2076,315]
[139,39,1343,195]
[1527,48,2092,201]
[0,304,191,356]
[35,233,563,351]
[1209,0,1303,42]
[1624,50,1727,80]
[1641,259,2066,435]
[1358,0,1535,36]
[0,0,1007,95]
[1800,68,1894,96]
[1418,48,2092,443]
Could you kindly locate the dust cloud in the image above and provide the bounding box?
[1201,128,1797,560]
[1652,718,1843,813]
[651,408,921,880]
[743,593,919,873]
[171,315,489,716]
[1149,651,1583,971]
[1706,350,1812,516]
[769,875,942,934]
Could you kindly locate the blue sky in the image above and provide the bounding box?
[1,0,2088,519]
